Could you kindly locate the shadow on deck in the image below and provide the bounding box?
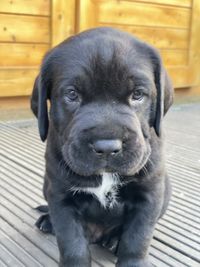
[0,103,200,267]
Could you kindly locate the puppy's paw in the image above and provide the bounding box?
[102,237,119,254]
[35,214,54,234]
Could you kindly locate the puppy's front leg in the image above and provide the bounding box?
[117,193,161,267]
[48,197,91,267]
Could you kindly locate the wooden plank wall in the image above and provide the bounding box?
[0,0,199,103]
[0,0,50,97]
[79,1,191,60]
[51,0,76,47]
[78,0,197,88]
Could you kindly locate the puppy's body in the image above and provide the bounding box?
[31,27,173,267]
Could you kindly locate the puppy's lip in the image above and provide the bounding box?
[124,149,151,176]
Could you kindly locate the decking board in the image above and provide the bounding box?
[0,103,200,266]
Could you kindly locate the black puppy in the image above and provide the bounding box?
[31,27,173,267]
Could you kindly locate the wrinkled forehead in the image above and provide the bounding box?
[52,39,155,93]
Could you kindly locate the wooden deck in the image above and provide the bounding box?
[0,103,200,267]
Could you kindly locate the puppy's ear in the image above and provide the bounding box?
[30,71,50,142]
[154,57,174,136]
[30,76,39,117]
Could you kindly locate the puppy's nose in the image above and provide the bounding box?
[92,139,122,156]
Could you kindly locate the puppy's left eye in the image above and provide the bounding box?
[65,87,79,102]
[131,89,144,101]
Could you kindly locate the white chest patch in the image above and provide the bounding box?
[71,173,121,208]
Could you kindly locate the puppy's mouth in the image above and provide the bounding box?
[62,143,151,177]
[62,153,114,176]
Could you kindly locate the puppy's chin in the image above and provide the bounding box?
[62,150,151,178]
[63,158,108,177]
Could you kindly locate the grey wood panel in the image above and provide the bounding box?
[0,103,200,266]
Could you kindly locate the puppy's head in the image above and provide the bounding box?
[31,27,173,176]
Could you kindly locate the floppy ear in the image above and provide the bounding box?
[154,59,174,137]
[30,73,50,142]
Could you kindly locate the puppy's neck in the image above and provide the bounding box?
[70,172,122,208]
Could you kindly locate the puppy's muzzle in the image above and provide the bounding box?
[91,139,122,157]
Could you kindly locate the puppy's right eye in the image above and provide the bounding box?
[64,87,79,102]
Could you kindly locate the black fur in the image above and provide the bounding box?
[31,27,173,267]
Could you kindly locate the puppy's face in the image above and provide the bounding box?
[51,41,155,176]
[31,28,173,177]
